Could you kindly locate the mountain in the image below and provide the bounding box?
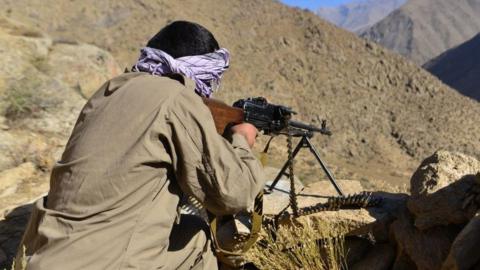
[424,34,480,101]
[361,0,480,64]
[1,0,480,186]
[316,0,406,33]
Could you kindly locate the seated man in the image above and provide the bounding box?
[17,21,264,270]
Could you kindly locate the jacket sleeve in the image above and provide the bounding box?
[162,90,265,216]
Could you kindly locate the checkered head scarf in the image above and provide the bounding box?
[132,47,230,97]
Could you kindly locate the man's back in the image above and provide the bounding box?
[18,21,265,270]
[22,73,206,269]
[47,72,183,215]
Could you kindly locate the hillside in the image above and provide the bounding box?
[424,34,480,101]
[1,0,480,186]
[316,0,406,33]
[361,0,480,64]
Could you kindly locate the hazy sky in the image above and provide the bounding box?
[281,0,352,9]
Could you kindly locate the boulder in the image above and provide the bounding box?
[390,208,461,270]
[408,151,480,230]
[410,151,480,196]
[442,211,480,270]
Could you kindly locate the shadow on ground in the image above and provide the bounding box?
[0,204,32,269]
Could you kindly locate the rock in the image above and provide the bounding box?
[391,208,461,270]
[410,151,480,196]
[45,42,121,98]
[264,176,407,240]
[297,179,363,208]
[263,166,304,215]
[408,151,480,230]
[442,211,480,270]
[279,191,407,242]
[263,170,366,216]
[351,243,396,270]
[409,174,478,230]
[345,236,373,266]
[0,163,36,197]
[392,250,417,270]
[282,208,377,236]
[0,132,20,171]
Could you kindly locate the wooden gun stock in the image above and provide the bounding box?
[202,97,244,134]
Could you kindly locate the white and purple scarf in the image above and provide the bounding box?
[132,47,230,97]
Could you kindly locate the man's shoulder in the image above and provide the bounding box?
[108,72,187,96]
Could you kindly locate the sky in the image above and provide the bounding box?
[280,0,353,10]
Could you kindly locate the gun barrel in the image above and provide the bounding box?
[288,120,331,135]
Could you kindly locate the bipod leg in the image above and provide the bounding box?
[266,136,306,193]
[304,136,344,196]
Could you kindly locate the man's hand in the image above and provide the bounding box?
[230,123,257,148]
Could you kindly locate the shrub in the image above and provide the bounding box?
[3,77,46,121]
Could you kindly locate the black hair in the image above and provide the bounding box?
[147,21,220,58]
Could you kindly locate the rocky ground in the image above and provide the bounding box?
[263,150,480,269]
[2,151,479,269]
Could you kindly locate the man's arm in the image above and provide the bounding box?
[161,90,265,216]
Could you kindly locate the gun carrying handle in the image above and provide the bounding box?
[202,97,245,135]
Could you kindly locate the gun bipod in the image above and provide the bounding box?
[265,132,344,196]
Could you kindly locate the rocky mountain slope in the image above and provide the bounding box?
[361,0,480,64]
[0,17,121,218]
[424,34,480,101]
[316,0,406,33]
[1,0,480,187]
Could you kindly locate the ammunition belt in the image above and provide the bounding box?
[273,192,383,225]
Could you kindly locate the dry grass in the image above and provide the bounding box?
[246,220,348,270]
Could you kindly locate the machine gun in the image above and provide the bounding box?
[203,96,343,196]
[203,97,331,137]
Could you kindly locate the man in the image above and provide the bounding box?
[18,21,264,269]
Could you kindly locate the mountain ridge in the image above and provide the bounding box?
[424,33,480,101]
[317,0,406,33]
[361,0,480,64]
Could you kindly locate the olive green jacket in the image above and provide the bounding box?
[20,72,264,269]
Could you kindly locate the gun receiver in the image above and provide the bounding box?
[203,97,331,136]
